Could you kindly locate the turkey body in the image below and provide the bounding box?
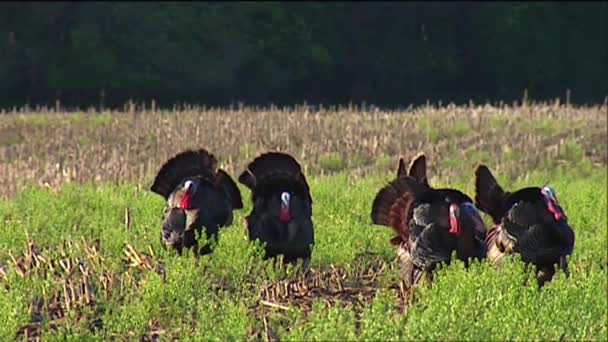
[372,153,487,288]
[239,152,314,265]
[150,149,243,255]
[246,186,314,263]
[475,164,575,286]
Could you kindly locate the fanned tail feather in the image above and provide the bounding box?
[474,164,507,224]
[396,158,407,178]
[216,169,244,209]
[407,152,429,186]
[151,149,218,199]
[239,152,312,204]
[371,176,425,244]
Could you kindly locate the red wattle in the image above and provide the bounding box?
[180,192,192,210]
[449,215,461,236]
[547,200,563,221]
[279,207,291,222]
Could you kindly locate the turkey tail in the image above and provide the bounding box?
[408,152,429,186]
[371,176,425,244]
[238,152,312,204]
[474,164,507,224]
[237,168,256,190]
[216,169,244,209]
[396,158,407,178]
[151,149,218,199]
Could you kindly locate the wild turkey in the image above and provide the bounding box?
[371,153,487,288]
[238,152,314,266]
[474,164,575,286]
[398,153,487,241]
[150,149,243,255]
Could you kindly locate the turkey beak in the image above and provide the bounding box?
[449,204,462,237]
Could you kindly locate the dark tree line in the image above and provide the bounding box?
[0,2,606,109]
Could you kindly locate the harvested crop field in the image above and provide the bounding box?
[1,102,606,199]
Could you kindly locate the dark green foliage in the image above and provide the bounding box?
[0,2,606,108]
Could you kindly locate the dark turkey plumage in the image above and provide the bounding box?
[239,152,314,266]
[371,153,487,288]
[474,164,575,286]
[404,153,487,249]
[150,149,243,255]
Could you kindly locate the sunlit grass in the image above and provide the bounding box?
[0,159,605,340]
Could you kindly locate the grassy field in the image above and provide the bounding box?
[0,102,606,340]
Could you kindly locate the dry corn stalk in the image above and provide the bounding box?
[124,243,165,275]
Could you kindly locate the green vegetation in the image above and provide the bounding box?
[0,160,605,340]
[0,131,22,147]
[319,152,346,173]
[417,113,474,144]
[520,117,574,136]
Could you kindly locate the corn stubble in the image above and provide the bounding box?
[5,236,166,341]
[4,235,405,341]
[0,102,605,200]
